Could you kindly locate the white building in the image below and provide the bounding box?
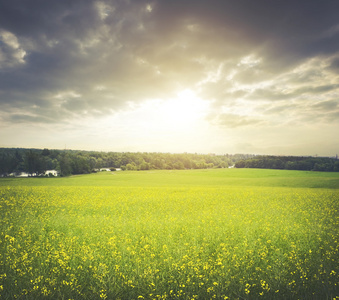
[17,172,29,177]
[45,170,58,176]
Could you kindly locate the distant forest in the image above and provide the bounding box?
[1,148,338,177]
[0,148,252,176]
[235,155,339,172]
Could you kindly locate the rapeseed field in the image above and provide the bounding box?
[0,169,338,299]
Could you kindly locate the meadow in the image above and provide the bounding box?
[0,169,338,299]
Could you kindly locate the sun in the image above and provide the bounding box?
[156,89,208,130]
[99,89,209,144]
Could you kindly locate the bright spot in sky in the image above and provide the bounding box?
[134,89,209,135]
[86,89,211,152]
[95,89,210,140]
[158,89,208,128]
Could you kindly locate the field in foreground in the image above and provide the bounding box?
[0,169,338,299]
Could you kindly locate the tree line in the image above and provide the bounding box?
[235,155,339,172]
[0,148,254,177]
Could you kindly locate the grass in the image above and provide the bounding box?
[0,169,338,299]
[1,168,339,188]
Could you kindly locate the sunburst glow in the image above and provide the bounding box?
[159,89,208,127]
[1,0,338,155]
[128,89,209,134]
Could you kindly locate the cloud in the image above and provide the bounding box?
[0,0,339,132]
[208,113,266,128]
[312,99,339,111]
[201,50,339,130]
[0,29,27,67]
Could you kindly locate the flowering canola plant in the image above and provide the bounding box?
[0,176,338,299]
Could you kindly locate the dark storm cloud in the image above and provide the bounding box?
[1,0,339,125]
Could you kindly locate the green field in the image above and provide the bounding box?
[1,169,338,299]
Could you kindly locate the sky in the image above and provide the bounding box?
[1,0,339,156]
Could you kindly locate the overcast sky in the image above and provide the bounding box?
[1,0,339,155]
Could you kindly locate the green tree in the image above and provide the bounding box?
[139,161,150,170]
[59,153,72,176]
[126,163,137,170]
[25,150,45,175]
[41,148,50,156]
